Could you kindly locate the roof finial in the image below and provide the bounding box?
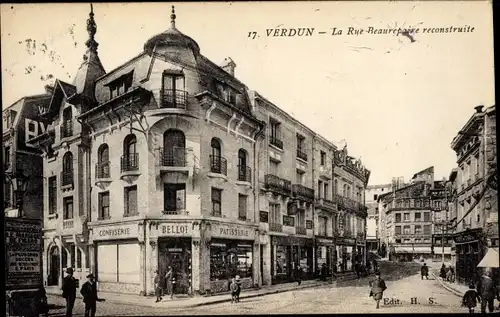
[170,5,176,28]
[86,3,99,52]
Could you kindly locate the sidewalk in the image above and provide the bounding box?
[431,269,468,297]
[47,279,330,309]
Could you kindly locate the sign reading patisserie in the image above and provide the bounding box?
[212,223,255,240]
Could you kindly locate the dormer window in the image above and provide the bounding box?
[225,87,236,105]
[109,71,134,99]
[161,72,186,109]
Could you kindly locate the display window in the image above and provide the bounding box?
[210,240,253,281]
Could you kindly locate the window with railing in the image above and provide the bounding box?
[210,138,227,175]
[48,176,57,214]
[269,118,283,149]
[97,144,110,179]
[238,149,251,182]
[124,185,138,216]
[121,134,139,172]
[161,129,186,167]
[238,194,247,221]
[296,134,307,161]
[264,174,291,195]
[164,184,185,214]
[269,203,282,232]
[99,192,110,220]
[161,73,187,109]
[211,188,222,217]
[63,197,74,220]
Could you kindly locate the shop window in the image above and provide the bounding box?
[97,244,118,282]
[63,197,74,219]
[415,212,421,222]
[98,192,110,220]
[124,185,138,216]
[164,184,185,213]
[212,188,222,217]
[238,194,247,220]
[404,213,410,222]
[210,241,253,281]
[274,245,287,276]
[48,176,57,214]
[97,243,140,284]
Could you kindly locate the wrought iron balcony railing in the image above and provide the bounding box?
[269,135,283,149]
[210,155,227,175]
[96,161,111,179]
[60,121,73,138]
[292,184,315,201]
[159,147,186,167]
[264,174,291,195]
[269,222,283,232]
[237,165,252,182]
[296,226,307,235]
[160,89,188,109]
[296,149,308,161]
[61,170,74,187]
[121,153,139,172]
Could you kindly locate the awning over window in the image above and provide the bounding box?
[477,248,499,268]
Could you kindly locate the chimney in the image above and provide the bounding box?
[475,105,484,113]
[44,84,54,95]
[221,57,236,77]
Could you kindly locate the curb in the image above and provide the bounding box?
[431,272,464,298]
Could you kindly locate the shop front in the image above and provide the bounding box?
[315,237,334,278]
[207,222,258,294]
[454,228,485,285]
[334,237,356,273]
[270,235,314,284]
[89,222,143,294]
[356,242,366,265]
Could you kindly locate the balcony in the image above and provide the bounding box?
[269,135,283,149]
[264,174,291,196]
[209,155,227,176]
[63,219,74,230]
[296,226,307,235]
[333,194,357,212]
[160,89,188,109]
[292,184,315,202]
[269,223,283,232]
[237,165,252,185]
[296,149,308,161]
[60,122,73,139]
[95,161,112,189]
[315,198,336,211]
[319,165,332,180]
[61,170,74,188]
[120,153,140,182]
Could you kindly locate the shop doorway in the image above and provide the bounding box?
[158,238,191,294]
[48,246,60,286]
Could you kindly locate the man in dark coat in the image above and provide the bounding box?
[61,267,78,317]
[154,270,163,302]
[477,271,495,313]
[420,263,429,280]
[369,271,387,309]
[80,274,102,317]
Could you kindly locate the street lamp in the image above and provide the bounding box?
[8,170,30,217]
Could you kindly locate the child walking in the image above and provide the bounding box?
[230,278,239,304]
[462,283,481,314]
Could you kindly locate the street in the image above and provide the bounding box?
[46,272,466,315]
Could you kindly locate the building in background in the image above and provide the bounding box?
[430,179,455,262]
[450,105,498,284]
[3,91,50,219]
[365,183,392,254]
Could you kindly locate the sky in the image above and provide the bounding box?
[1,1,495,185]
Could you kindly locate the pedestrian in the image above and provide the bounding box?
[420,263,429,280]
[355,262,361,279]
[235,275,242,303]
[230,277,238,303]
[80,274,103,317]
[296,265,303,286]
[154,270,163,302]
[164,266,174,299]
[321,263,327,281]
[462,283,481,314]
[448,266,455,283]
[369,271,387,309]
[440,264,446,280]
[477,270,496,313]
[61,267,77,317]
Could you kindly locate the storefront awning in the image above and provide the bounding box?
[477,248,499,268]
[394,246,436,254]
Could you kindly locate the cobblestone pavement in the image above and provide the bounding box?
[47,273,473,315]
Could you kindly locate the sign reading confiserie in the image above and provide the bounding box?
[93,224,138,241]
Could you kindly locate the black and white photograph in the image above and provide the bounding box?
[2,1,498,315]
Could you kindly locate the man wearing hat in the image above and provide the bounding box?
[80,273,102,317]
[62,267,78,317]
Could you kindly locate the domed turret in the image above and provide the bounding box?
[144,6,200,55]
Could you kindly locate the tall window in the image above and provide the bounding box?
[269,118,282,148]
[164,184,185,212]
[238,149,249,181]
[423,225,431,234]
[48,176,57,214]
[4,146,10,169]
[238,194,247,220]
[296,170,304,185]
[318,216,327,236]
[403,225,411,234]
[62,152,73,186]
[99,192,110,220]
[269,203,281,224]
[162,73,186,108]
[414,225,422,234]
[122,134,138,171]
[332,214,338,234]
[318,180,323,198]
[324,182,329,200]
[97,144,110,178]
[296,209,305,228]
[269,159,279,175]
[163,129,186,167]
[211,188,222,217]
[320,151,326,166]
[61,107,73,138]
[404,213,410,222]
[424,212,431,222]
[414,212,421,222]
[296,134,306,160]
[334,179,338,194]
[395,226,401,235]
[124,186,138,216]
[63,197,74,219]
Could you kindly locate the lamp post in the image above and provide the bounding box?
[5,169,29,218]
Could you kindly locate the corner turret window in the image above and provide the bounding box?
[161,73,186,109]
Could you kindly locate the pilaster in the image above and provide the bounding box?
[191,238,201,294]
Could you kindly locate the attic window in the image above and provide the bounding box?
[108,72,134,99]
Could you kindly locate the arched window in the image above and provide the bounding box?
[210,138,225,175]
[97,144,110,178]
[61,107,73,137]
[238,149,249,182]
[211,138,221,158]
[122,134,138,171]
[163,129,186,167]
[63,152,73,172]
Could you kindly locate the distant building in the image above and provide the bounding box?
[450,105,497,284]
[365,183,392,253]
[3,90,50,219]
